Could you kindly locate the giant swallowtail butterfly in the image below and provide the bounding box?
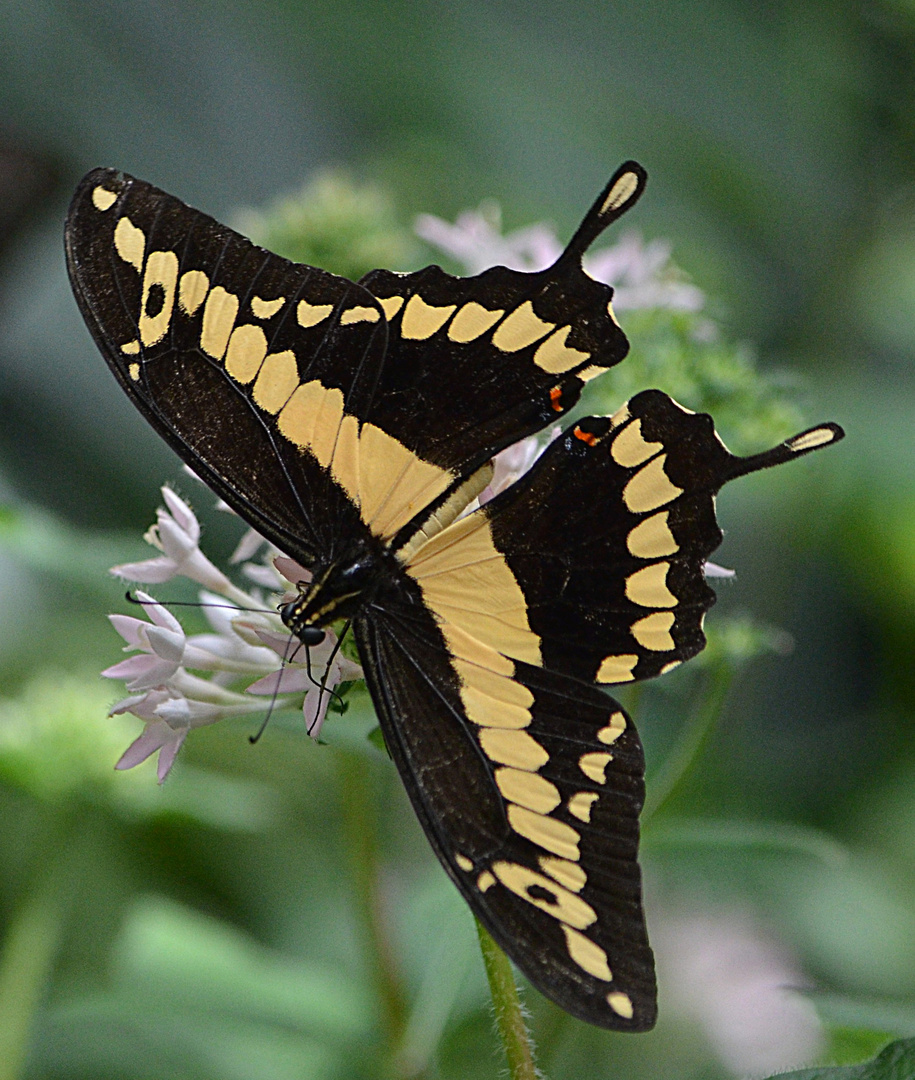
[65,163,843,1030]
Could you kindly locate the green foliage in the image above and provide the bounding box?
[767,1037,915,1080]
[235,170,419,282]
[589,308,806,453]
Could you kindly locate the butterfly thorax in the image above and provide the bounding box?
[279,543,397,642]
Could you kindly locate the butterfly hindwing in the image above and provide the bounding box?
[403,389,844,688]
[360,162,647,475]
[356,601,655,1030]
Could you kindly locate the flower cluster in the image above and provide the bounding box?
[104,486,362,782]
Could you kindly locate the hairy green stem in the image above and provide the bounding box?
[476,920,540,1080]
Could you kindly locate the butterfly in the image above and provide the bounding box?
[65,162,843,1030]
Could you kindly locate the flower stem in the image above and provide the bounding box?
[475,919,540,1080]
[641,661,734,825]
[0,808,73,1080]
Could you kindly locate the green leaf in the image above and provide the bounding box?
[765,1037,915,1079]
[643,816,849,867]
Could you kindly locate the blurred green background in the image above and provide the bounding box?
[2,1,915,1078]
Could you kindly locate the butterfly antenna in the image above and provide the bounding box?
[124,590,277,616]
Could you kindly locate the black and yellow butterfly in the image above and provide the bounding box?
[65,162,842,1030]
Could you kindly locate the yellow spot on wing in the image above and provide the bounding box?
[310,385,345,468]
[539,856,586,892]
[178,270,209,316]
[297,300,333,328]
[92,186,117,211]
[508,805,580,860]
[252,350,298,413]
[225,324,268,384]
[406,512,541,666]
[491,861,596,929]
[788,427,838,452]
[631,610,676,651]
[277,379,325,448]
[139,250,178,347]
[627,511,677,558]
[114,216,145,271]
[623,454,683,513]
[533,325,589,374]
[448,301,504,342]
[454,656,528,702]
[568,791,598,822]
[330,414,361,501]
[377,295,404,320]
[251,295,284,319]
[340,305,380,325]
[491,301,554,352]
[121,340,140,354]
[479,728,548,771]
[357,422,452,539]
[400,295,456,339]
[578,364,606,382]
[607,991,634,1019]
[496,768,561,813]
[600,170,640,215]
[625,562,676,608]
[462,683,531,728]
[596,654,638,683]
[478,870,496,892]
[128,362,140,381]
[579,752,612,784]
[455,853,474,872]
[611,419,663,468]
[563,925,612,980]
[201,286,239,360]
[598,712,627,745]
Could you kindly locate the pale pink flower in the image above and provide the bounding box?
[655,907,824,1077]
[247,628,363,739]
[110,487,234,594]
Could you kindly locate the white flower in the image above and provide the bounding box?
[104,490,364,780]
[247,628,363,739]
[655,906,824,1077]
[111,674,272,783]
[110,487,235,594]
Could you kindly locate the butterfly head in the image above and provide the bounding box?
[279,547,384,644]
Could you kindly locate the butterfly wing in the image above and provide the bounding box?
[360,162,647,476]
[66,164,646,562]
[66,168,398,564]
[403,389,845,687]
[363,390,842,1026]
[355,604,656,1030]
